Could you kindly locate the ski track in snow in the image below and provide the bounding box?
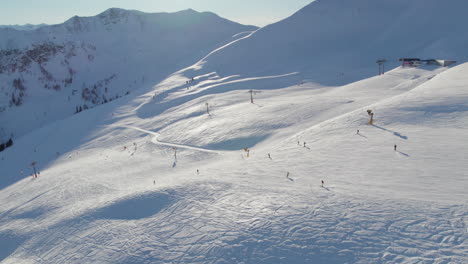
[114,125,220,154]
[1,183,466,264]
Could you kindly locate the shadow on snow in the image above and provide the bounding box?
[89,192,173,220]
[371,125,408,140]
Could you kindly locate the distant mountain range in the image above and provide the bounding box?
[0,24,48,31]
[0,8,257,141]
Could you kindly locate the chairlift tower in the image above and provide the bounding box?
[248,89,262,103]
[377,59,387,75]
[31,161,38,178]
[172,147,177,160]
[205,102,210,115]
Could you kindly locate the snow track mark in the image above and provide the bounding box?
[116,125,220,154]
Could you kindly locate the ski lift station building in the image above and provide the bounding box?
[399,58,456,67]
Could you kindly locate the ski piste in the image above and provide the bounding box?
[1,1,467,263]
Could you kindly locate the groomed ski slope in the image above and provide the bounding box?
[0,59,466,263]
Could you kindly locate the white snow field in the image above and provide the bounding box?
[1,0,468,263]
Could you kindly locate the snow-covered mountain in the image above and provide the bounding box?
[0,24,47,31]
[176,0,468,87]
[0,0,467,263]
[0,8,257,141]
[135,0,468,134]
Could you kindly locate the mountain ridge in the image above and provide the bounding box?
[0,8,257,141]
[187,0,466,85]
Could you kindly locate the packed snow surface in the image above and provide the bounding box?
[0,0,467,263]
[1,62,466,263]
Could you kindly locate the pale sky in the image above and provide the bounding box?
[0,0,314,27]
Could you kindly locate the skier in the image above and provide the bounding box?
[394,144,397,151]
[197,169,199,175]
[268,153,271,159]
[321,180,324,187]
[303,142,306,148]
[286,172,294,181]
[356,129,359,135]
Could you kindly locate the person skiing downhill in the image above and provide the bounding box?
[321,180,324,187]
[394,144,397,151]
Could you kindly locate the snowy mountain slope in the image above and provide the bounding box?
[116,0,468,141]
[0,8,257,141]
[133,66,446,151]
[0,60,466,263]
[0,1,467,263]
[162,0,468,93]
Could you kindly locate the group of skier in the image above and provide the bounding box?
[156,111,402,191]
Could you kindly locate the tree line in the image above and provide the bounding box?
[0,138,13,152]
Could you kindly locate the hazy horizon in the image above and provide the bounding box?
[0,0,313,27]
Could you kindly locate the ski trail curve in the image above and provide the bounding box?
[118,125,220,154]
[196,30,257,65]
